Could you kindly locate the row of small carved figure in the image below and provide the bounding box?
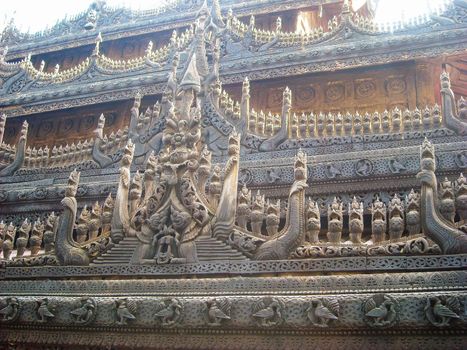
[0,214,57,260]
[252,105,443,139]
[13,28,193,82]
[238,174,467,244]
[0,194,114,260]
[0,294,462,329]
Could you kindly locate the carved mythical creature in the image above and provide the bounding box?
[70,298,97,325]
[29,218,44,256]
[424,296,460,327]
[305,199,321,243]
[255,150,308,259]
[55,170,90,266]
[348,197,364,243]
[259,87,291,151]
[43,212,58,254]
[36,298,55,323]
[2,222,16,260]
[0,120,28,177]
[0,297,21,323]
[306,299,339,327]
[327,197,343,244]
[363,294,399,328]
[252,298,284,327]
[204,298,231,326]
[154,298,183,327]
[440,71,466,135]
[439,177,456,223]
[371,197,387,243]
[265,199,280,236]
[114,298,137,325]
[416,138,467,253]
[455,173,467,221]
[405,189,421,236]
[388,194,405,241]
[15,218,31,257]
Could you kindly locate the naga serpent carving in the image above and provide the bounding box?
[440,70,466,135]
[255,150,307,260]
[416,138,467,254]
[0,121,28,176]
[55,169,89,265]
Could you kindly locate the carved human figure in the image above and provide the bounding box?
[2,222,16,260]
[388,194,405,241]
[455,173,467,221]
[208,165,222,208]
[250,191,265,235]
[29,218,44,256]
[87,201,102,240]
[371,197,387,244]
[237,185,251,230]
[111,140,135,244]
[305,199,321,243]
[152,225,181,264]
[197,146,211,194]
[101,194,114,234]
[76,206,90,243]
[265,199,280,236]
[0,221,5,253]
[327,198,343,244]
[348,197,364,244]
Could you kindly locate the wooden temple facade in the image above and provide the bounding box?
[0,0,466,349]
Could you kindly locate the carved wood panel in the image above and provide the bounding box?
[225,61,428,115]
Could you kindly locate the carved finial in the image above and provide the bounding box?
[92,32,103,56]
[276,17,282,32]
[249,15,255,29]
[180,53,201,92]
[145,41,153,56]
[342,0,351,14]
